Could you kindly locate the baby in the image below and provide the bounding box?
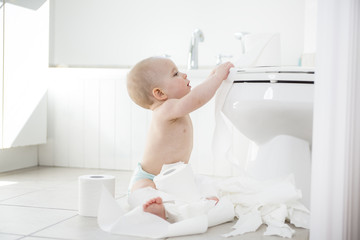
[126,56,234,219]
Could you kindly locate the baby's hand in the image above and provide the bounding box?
[210,62,235,81]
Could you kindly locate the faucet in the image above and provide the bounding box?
[234,32,249,54]
[187,29,204,69]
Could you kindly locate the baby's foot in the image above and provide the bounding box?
[207,196,219,204]
[143,197,166,219]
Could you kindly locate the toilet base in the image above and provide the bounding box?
[246,135,311,208]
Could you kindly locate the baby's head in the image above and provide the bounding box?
[127,57,165,109]
[127,57,190,109]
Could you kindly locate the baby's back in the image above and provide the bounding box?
[141,114,193,176]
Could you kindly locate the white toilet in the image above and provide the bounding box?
[222,66,314,207]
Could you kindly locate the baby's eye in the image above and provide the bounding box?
[173,72,179,77]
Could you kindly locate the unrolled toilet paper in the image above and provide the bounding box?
[78,175,115,217]
[217,174,309,238]
[97,176,235,238]
[153,162,201,203]
[212,68,239,166]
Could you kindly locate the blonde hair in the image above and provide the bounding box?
[127,57,163,109]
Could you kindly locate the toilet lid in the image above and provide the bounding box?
[232,66,315,83]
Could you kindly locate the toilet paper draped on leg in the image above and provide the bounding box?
[97,163,235,238]
[98,187,209,238]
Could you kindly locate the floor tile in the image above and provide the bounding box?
[0,175,61,201]
[1,184,78,210]
[0,205,77,235]
[0,185,41,202]
[20,237,62,240]
[0,233,24,240]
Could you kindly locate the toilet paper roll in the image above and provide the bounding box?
[78,175,115,217]
[153,163,201,203]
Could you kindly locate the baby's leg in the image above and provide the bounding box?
[130,178,156,192]
[131,179,166,220]
[143,197,166,219]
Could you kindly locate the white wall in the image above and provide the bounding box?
[49,0,306,68]
[39,68,133,169]
[0,0,48,172]
[1,1,48,149]
[0,147,38,173]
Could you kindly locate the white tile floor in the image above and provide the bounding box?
[0,167,309,240]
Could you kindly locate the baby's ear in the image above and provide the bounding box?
[152,88,168,101]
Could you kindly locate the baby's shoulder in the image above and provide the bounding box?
[153,100,178,118]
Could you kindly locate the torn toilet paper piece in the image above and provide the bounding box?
[222,206,262,237]
[262,204,295,238]
[287,201,311,229]
[217,174,310,238]
[264,224,295,238]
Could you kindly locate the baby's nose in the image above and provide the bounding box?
[182,73,187,79]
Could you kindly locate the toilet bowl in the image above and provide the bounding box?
[222,66,314,207]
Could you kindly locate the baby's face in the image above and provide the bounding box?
[156,59,191,99]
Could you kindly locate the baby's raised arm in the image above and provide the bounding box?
[163,62,234,119]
